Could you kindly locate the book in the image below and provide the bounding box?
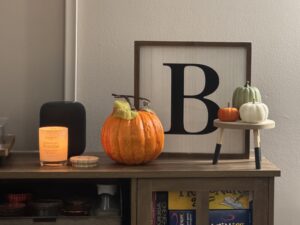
[169,210,196,225]
[168,191,196,225]
[153,192,168,225]
[209,191,250,210]
[153,191,197,225]
[209,209,251,225]
[168,191,196,210]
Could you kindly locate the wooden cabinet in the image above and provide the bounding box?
[0,152,280,225]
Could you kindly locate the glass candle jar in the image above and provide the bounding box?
[0,117,7,145]
[39,126,68,166]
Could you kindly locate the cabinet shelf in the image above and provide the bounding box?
[0,152,280,179]
[0,214,121,218]
[0,216,121,225]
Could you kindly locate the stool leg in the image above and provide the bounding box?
[213,128,224,165]
[255,147,261,169]
[213,144,222,165]
[253,129,261,169]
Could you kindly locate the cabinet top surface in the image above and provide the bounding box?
[0,152,280,179]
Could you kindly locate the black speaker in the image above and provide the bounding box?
[40,101,86,158]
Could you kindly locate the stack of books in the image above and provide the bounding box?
[209,191,252,225]
[152,190,252,225]
[152,191,196,225]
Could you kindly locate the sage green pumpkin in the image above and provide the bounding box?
[232,81,262,109]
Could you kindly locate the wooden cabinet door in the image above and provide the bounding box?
[137,177,273,225]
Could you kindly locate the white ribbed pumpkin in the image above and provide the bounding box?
[239,100,269,123]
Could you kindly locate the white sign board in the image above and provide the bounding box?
[134,41,251,159]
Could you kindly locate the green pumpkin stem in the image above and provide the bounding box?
[252,98,256,104]
[112,93,150,110]
[112,100,137,120]
[112,94,134,110]
[245,81,250,87]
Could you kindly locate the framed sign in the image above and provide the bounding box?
[134,41,251,159]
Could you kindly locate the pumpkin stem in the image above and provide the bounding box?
[252,98,256,104]
[112,100,138,120]
[227,102,230,108]
[245,81,250,87]
[112,93,151,110]
[112,94,135,110]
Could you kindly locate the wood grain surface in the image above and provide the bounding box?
[0,152,280,179]
[214,119,275,130]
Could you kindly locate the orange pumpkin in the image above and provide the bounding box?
[101,95,164,165]
[218,103,239,122]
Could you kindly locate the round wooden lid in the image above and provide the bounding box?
[70,156,99,168]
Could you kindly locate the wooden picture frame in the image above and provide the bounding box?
[134,41,251,159]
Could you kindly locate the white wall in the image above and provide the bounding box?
[76,0,300,224]
[0,0,65,149]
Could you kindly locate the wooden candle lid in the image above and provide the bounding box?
[70,156,99,168]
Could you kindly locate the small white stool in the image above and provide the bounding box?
[212,119,275,169]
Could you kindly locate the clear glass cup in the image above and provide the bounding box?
[0,117,8,145]
[93,185,120,216]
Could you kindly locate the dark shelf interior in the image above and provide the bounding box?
[0,178,131,225]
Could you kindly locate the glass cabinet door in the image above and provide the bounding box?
[208,190,252,225]
[137,178,272,225]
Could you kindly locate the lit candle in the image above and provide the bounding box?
[39,126,68,166]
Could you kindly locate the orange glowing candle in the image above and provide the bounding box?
[39,126,68,166]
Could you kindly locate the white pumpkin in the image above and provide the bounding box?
[239,100,269,123]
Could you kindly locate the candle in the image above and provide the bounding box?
[39,126,68,166]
